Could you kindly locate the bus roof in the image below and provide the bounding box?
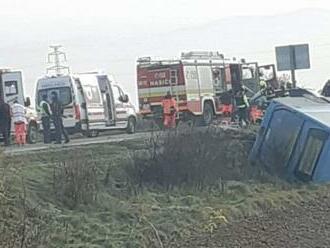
[273,97,330,128]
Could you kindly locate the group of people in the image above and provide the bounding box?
[39,91,70,144]
[161,86,251,129]
[0,91,70,147]
[0,99,27,146]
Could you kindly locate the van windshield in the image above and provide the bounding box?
[37,87,72,106]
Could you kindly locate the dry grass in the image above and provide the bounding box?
[0,129,327,247]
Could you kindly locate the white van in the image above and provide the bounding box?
[35,72,137,136]
[0,69,38,143]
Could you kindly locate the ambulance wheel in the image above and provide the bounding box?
[126,117,136,134]
[202,102,214,126]
[27,122,38,144]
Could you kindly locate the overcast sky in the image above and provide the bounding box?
[1,0,329,27]
[1,0,330,103]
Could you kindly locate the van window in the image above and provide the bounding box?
[112,86,122,102]
[38,87,72,106]
[5,81,18,96]
[260,109,303,170]
[83,86,101,104]
[296,129,328,181]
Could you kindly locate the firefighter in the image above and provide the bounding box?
[0,99,11,146]
[162,91,177,129]
[235,87,250,127]
[39,94,52,144]
[50,92,70,144]
[260,80,267,90]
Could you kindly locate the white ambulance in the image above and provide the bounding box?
[35,72,137,137]
[0,69,38,143]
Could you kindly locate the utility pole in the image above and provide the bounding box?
[289,45,297,88]
[290,68,297,89]
[47,45,70,76]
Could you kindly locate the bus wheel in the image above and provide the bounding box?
[126,117,136,134]
[202,102,214,126]
[27,123,38,144]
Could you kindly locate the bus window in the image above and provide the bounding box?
[296,129,328,181]
[260,109,303,170]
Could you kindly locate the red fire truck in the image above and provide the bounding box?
[137,51,275,126]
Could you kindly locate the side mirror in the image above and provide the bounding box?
[119,95,129,103]
[25,97,31,107]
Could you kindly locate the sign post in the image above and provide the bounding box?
[275,44,310,88]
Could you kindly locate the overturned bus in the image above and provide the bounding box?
[249,96,330,182]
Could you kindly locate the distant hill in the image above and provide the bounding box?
[0,8,329,105]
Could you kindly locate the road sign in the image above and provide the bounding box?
[275,44,310,88]
[294,44,310,70]
[275,44,310,71]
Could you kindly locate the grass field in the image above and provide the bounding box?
[0,129,327,248]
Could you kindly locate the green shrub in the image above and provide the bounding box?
[126,127,263,190]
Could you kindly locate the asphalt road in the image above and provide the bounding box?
[3,131,150,155]
[2,123,241,155]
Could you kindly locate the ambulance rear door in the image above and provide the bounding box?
[0,71,25,105]
[79,74,106,128]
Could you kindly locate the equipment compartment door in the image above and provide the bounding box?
[241,62,259,97]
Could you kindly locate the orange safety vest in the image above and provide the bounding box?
[162,98,177,115]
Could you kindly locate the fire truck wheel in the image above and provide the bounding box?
[202,102,214,126]
[126,117,136,134]
[27,122,38,144]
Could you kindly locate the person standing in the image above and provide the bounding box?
[0,99,11,146]
[162,91,177,129]
[11,100,27,146]
[50,92,70,144]
[235,87,250,127]
[39,94,52,144]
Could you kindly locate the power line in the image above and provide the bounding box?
[47,45,70,76]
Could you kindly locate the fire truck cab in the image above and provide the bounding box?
[137,51,264,125]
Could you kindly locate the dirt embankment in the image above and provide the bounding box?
[176,191,330,248]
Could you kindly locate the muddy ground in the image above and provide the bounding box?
[176,191,330,248]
